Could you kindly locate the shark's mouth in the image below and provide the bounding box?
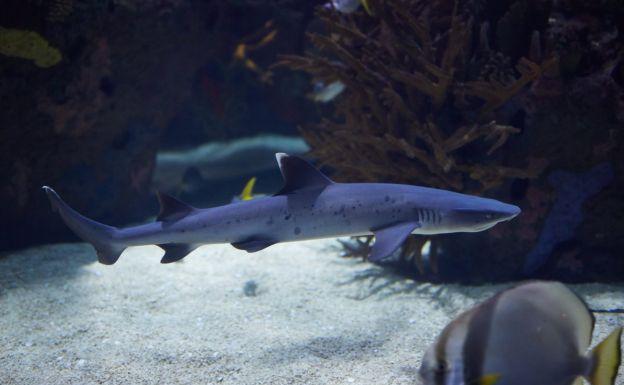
[475,223,498,231]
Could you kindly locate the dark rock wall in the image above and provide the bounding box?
[0,0,320,251]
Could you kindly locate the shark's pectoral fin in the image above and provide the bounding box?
[231,237,276,253]
[159,243,198,263]
[369,222,421,262]
[274,153,333,196]
[156,192,197,222]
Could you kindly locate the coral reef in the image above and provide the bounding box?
[0,0,321,251]
[0,1,217,250]
[37,37,111,135]
[280,0,624,281]
[279,1,551,192]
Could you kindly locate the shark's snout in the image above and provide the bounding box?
[500,204,521,221]
[446,198,521,233]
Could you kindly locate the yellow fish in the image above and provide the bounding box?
[240,177,257,201]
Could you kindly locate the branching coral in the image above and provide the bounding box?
[277,0,556,275]
[278,0,550,193]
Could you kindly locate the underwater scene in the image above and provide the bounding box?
[1,0,623,384]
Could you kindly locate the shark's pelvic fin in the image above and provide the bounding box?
[159,243,197,263]
[156,191,196,222]
[42,186,125,265]
[231,237,276,253]
[369,222,421,262]
[274,153,333,195]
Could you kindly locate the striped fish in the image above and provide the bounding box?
[419,281,622,385]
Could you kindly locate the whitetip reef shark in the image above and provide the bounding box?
[43,153,521,265]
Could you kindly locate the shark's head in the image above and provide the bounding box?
[443,197,521,233]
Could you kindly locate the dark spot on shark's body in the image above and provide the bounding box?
[384,196,390,202]
[284,214,291,220]
[294,227,301,235]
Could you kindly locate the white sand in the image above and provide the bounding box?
[0,239,622,385]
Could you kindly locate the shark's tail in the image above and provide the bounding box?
[42,186,126,265]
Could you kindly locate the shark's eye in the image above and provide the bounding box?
[485,213,493,219]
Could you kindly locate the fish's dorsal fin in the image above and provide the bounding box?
[588,327,622,385]
[156,191,196,222]
[274,153,333,195]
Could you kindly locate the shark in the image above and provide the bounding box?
[42,153,521,265]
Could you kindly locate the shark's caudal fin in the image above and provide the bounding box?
[42,186,126,265]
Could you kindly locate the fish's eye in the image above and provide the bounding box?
[435,360,449,373]
[485,213,493,219]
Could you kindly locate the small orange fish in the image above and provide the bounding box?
[232,20,278,82]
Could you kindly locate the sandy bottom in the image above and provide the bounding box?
[1,239,622,385]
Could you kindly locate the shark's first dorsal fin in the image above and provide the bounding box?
[156,191,196,222]
[274,153,333,195]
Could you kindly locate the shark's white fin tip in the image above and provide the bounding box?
[275,152,288,164]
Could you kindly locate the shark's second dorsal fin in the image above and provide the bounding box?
[274,153,333,195]
[156,191,196,222]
